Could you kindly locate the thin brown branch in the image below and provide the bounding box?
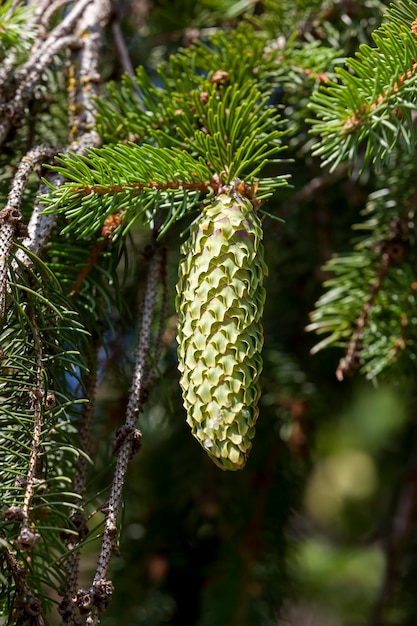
[4,546,45,626]
[71,176,257,200]
[111,18,136,79]
[67,209,127,298]
[336,218,409,380]
[143,243,169,393]
[14,305,44,553]
[336,251,391,380]
[0,34,80,145]
[0,144,57,318]
[68,241,106,298]
[38,0,74,30]
[75,245,163,625]
[72,179,213,197]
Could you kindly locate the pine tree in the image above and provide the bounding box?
[2,1,417,625]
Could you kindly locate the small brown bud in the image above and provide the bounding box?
[210,70,229,85]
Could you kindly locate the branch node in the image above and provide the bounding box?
[74,579,114,614]
[112,425,142,458]
[15,528,41,551]
[15,592,42,620]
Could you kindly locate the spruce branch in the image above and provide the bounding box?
[0,1,35,51]
[42,145,215,238]
[4,0,112,298]
[308,156,417,379]
[22,0,112,262]
[28,0,92,58]
[0,0,109,149]
[268,36,343,89]
[167,84,286,185]
[0,0,112,597]
[94,23,278,146]
[309,0,417,170]
[334,218,408,381]
[43,24,289,241]
[6,0,113,276]
[0,251,90,621]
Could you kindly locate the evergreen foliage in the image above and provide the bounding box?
[0,1,37,54]
[2,1,417,625]
[308,153,417,379]
[0,248,89,623]
[309,0,417,382]
[310,0,417,169]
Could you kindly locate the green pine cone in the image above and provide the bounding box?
[176,191,267,470]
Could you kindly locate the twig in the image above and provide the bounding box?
[4,546,45,626]
[337,214,411,380]
[16,0,113,268]
[111,18,136,79]
[38,0,74,31]
[0,144,57,319]
[143,243,169,393]
[0,0,93,143]
[16,177,60,264]
[30,0,93,56]
[68,241,106,298]
[14,305,44,553]
[75,245,163,625]
[0,34,80,146]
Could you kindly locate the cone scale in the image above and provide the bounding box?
[176,190,267,470]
